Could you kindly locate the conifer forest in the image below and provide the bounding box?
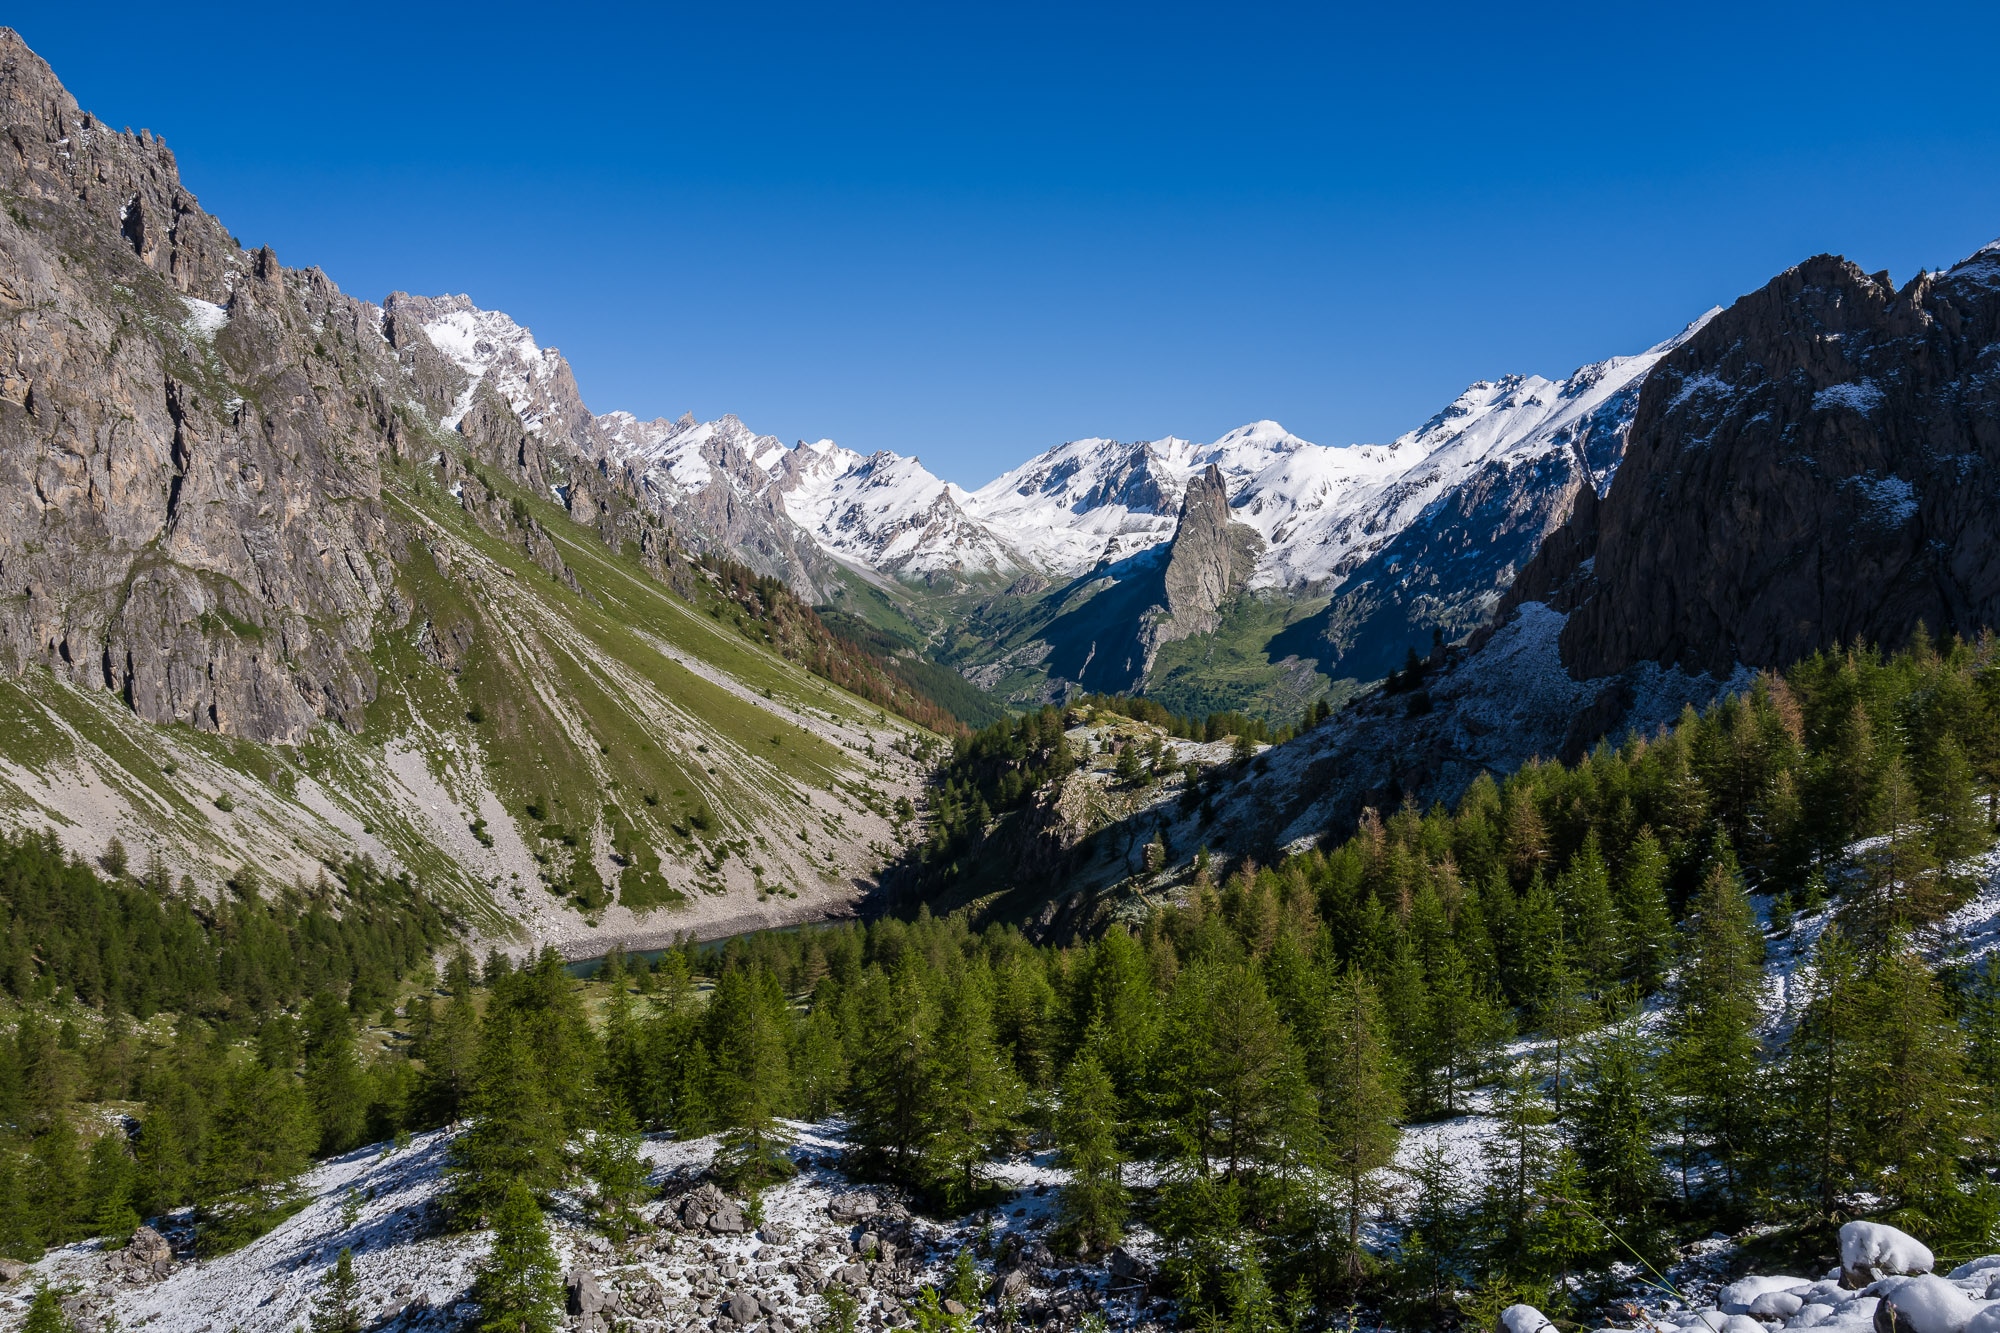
[7,635,2000,1328]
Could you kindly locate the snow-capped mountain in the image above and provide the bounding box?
[401,290,1716,669]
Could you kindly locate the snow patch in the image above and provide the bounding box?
[1814,380,1886,414]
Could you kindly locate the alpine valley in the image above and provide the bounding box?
[16,21,2000,1333]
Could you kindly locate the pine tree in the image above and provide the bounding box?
[447,1020,565,1224]
[310,1247,363,1333]
[845,962,936,1185]
[1659,858,1765,1202]
[1858,937,1981,1209]
[1772,922,1867,1219]
[1614,832,1673,995]
[1155,960,1305,1184]
[1922,734,1990,880]
[84,1133,139,1244]
[1053,1050,1127,1256]
[922,968,1022,1208]
[1554,833,1620,994]
[21,1283,74,1333]
[469,1181,564,1333]
[28,1112,82,1247]
[1396,1141,1468,1325]
[584,1100,650,1238]
[1479,1061,1555,1260]
[1506,873,1563,1016]
[706,966,796,1189]
[1572,1030,1662,1237]
[1527,1148,1601,1288]
[304,992,367,1156]
[1314,970,1403,1261]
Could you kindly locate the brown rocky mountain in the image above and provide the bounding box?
[1512,241,2000,677]
[0,29,932,947]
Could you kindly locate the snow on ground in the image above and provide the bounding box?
[0,1121,1170,1333]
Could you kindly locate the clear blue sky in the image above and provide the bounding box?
[16,1,2000,485]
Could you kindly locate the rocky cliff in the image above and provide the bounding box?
[0,29,936,945]
[0,30,404,741]
[1147,463,1263,656]
[1512,241,2000,677]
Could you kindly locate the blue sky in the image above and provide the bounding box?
[17,1,2000,485]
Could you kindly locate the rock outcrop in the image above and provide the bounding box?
[0,27,409,740]
[1149,463,1263,653]
[0,29,674,745]
[1512,240,2000,678]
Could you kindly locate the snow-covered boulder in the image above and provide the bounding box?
[1498,1304,1552,1333]
[1870,1274,1979,1333]
[1749,1289,1805,1318]
[1964,1306,2000,1333]
[1843,1220,1936,1287]
[1720,1275,1811,1314]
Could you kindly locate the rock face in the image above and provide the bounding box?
[1150,464,1263,652]
[0,29,671,745]
[0,28,403,740]
[1514,241,2000,679]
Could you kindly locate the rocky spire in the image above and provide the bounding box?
[1146,464,1264,660]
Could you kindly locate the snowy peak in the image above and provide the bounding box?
[776,447,1019,577]
[387,292,609,464]
[396,290,1720,605]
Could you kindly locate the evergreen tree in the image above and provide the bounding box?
[28,1112,82,1247]
[1554,833,1620,993]
[469,1181,564,1333]
[1772,922,1868,1218]
[1053,1050,1127,1256]
[1659,857,1764,1201]
[309,1247,363,1333]
[1312,970,1402,1256]
[21,1283,74,1333]
[922,968,1022,1207]
[1422,943,1504,1116]
[304,992,367,1156]
[1479,1061,1555,1262]
[584,1100,650,1238]
[1155,960,1306,1185]
[1572,1030,1662,1238]
[447,1020,566,1224]
[845,962,936,1185]
[84,1133,139,1244]
[706,966,796,1188]
[1613,832,1673,995]
[1395,1141,1468,1326]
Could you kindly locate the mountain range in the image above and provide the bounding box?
[2,21,1997,954]
[391,281,1721,714]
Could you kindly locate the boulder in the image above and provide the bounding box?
[828,1191,880,1223]
[1106,1247,1152,1287]
[1498,1305,1552,1333]
[1719,1276,1810,1315]
[1870,1275,1976,1333]
[566,1268,605,1316]
[128,1226,173,1267]
[725,1292,761,1324]
[1843,1222,1935,1289]
[675,1183,749,1235]
[0,1259,25,1283]
[1746,1290,1803,1319]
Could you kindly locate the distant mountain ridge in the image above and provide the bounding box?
[398,294,1718,706]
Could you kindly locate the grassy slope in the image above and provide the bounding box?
[0,449,934,945]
